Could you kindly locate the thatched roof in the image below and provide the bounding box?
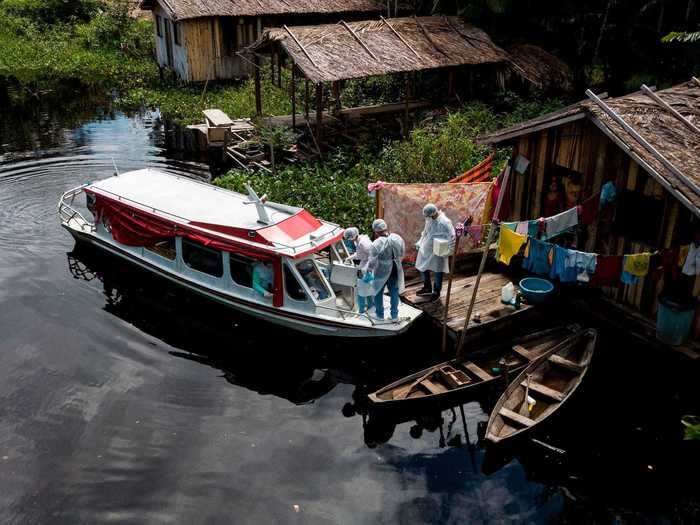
[479,80,700,213]
[141,0,386,20]
[507,43,573,92]
[250,16,510,83]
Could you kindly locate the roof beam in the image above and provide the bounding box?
[380,16,420,59]
[641,84,700,134]
[339,20,378,60]
[414,15,448,57]
[283,24,318,68]
[586,89,700,198]
[692,76,700,88]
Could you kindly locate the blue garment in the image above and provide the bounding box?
[501,222,518,232]
[522,238,552,275]
[421,270,444,294]
[375,266,400,320]
[621,271,639,285]
[564,249,597,282]
[600,181,617,207]
[528,220,540,238]
[549,245,578,283]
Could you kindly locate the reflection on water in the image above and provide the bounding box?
[0,98,698,523]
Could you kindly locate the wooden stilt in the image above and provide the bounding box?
[456,164,513,357]
[291,66,296,128]
[332,81,342,115]
[304,79,310,120]
[315,82,323,148]
[254,55,262,117]
[441,232,462,354]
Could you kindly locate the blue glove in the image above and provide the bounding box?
[362,271,374,283]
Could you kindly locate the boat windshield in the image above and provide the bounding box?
[333,241,350,262]
[295,259,331,301]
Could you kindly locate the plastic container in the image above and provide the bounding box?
[656,296,695,346]
[501,282,515,304]
[519,277,554,304]
[433,238,450,257]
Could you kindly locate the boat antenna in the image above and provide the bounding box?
[111,157,120,176]
[243,183,271,225]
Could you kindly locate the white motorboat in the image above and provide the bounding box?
[58,169,422,337]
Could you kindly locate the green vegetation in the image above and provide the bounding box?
[215,98,562,231]
[682,416,700,440]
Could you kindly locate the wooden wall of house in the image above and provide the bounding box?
[506,119,699,336]
[152,5,189,80]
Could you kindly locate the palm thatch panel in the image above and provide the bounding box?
[251,16,510,83]
[507,43,573,92]
[141,0,386,20]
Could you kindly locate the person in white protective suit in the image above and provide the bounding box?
[414,203,455,302]
[366,219,405,321]
[343,227,374,313]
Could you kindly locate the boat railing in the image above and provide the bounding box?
[58,185,95,231]
[313,302,408,326]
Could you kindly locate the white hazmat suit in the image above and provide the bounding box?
[367,233,406,296]
[350,234,374,298]
[415,211,456,273]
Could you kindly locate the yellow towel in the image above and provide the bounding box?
[623,252,651,277]
[679,244,690,267]
[498,225,527,265]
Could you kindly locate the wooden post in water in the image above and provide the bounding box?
[441,230,462,354]
[455,164,512,358]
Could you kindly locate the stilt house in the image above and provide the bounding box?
[478,79,700,347]
[138,0,388,82]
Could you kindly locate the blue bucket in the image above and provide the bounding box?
[519,277,554,304]
[656,297,695,346]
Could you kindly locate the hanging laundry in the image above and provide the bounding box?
[466,225,483,245]
[678,244,690,267]
[589,255,623,286]
[544,207,578,239]
[578,193,600,225]
[501,222,518,232]
[497,225,527,265]
[549,245,578,283]
[522,238,553,275]
[600,181,616,207]
[682,242,700,276]
[528,220,540,238]
[623,253,651,277]
[564,249,597,282]
[621,271,639,285]
[516,221,529,235]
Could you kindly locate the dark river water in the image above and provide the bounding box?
[0,103,698,524]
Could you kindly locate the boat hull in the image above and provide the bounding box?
[64,225,418,338]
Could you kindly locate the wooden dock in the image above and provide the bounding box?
[403,271,535,341]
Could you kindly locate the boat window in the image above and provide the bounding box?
[229,254,254,288]
[182,239,223,277]
[295,259,331,301]
[333,241,350,262]
[156,15,162,38]
[284,265,307,301]
[145,239,176,261]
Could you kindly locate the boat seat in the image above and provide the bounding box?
[548,354,584,372]
[499,407,535,427]
[522,380,564,401]
[421,378,448,395]
[461,362,493,381]
[511,345,532,359]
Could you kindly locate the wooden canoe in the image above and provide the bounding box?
[485,328,597,444]
[367,325,580,411]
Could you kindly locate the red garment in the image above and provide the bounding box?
[578,193,600,226]
[590,255,623,286]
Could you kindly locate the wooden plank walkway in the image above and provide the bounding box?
[403,271,533,340]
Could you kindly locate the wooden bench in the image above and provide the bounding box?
[461,362,493,382]
[548,354,584,372]
[511,345,532,360]
[522,380,564,402]
[421,378,448,395]
[499,407,536,427]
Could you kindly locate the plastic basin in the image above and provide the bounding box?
[519,277,554,304]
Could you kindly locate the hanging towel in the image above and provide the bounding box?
[522,238,553,275]
[544,207,578,239]
[621,271,639,285]
[549,246,578,283]
[600,181,617,207]
[564,249,597,282]
[590,255,623,286]
[516,221,529,235]
[501,222,518,232]
[497,225,527,265]
[579,193,600,225]
[528,220,540,238]
[678,244,690,267]
[623,253,651,277]
[682,242,700,276]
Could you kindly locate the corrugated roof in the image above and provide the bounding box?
[250,16,509,83]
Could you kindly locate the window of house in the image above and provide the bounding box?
[145,238,176,260]
[229,254,254,287]
[295,259,331,301]
[156,15,163,37]
[220,17,237,56]
[284,264,307,301]
[182,239,223,277]
[173,21,181,46]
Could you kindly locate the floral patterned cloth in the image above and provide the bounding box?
[379,182,493,261]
